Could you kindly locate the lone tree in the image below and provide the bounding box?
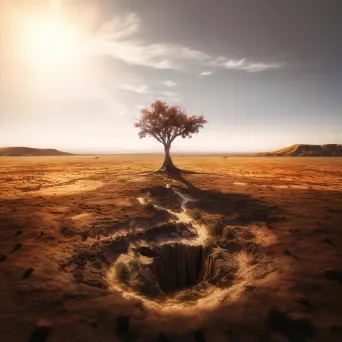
[135,100,207,173]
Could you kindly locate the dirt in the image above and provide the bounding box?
[0,155,342,341]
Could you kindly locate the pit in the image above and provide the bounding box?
[139,243,205,292]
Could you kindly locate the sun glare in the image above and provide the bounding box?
[24,18,81,68]
[12,1,88,73]
[31,20,68,60]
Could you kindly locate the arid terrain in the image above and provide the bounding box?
[0,155,342,342]
[258,144,342,157]
[0,147,72,157]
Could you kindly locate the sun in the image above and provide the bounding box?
[23,15,83,69]
[30,19,70,61]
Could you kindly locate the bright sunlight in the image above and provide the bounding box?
[25,18,77,65]
[4,0,88,72]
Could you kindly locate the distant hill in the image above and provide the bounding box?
[258,144,342,157]
[0,147,73,156]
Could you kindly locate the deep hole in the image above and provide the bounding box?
[140,243,205,292]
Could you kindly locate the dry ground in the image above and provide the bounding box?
[0,155,342,342]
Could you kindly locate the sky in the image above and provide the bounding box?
[0,0,342,153]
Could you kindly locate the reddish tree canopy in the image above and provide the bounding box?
[134,100,207,172]
[134,100,207,148]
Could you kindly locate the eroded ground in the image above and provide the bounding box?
[0,155,342,342]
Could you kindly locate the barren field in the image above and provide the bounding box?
[1,155,342,342]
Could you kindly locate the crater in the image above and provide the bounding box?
[64,181,275,307]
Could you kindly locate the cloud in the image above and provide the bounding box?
[93,12,283,73]
[119,84,149,94]
[97,40,208,70]
[160,90,181,103]
[97,13,140,41]
[162,80,177,87]
[199,71,212,77]
[93,13,209,70]
[212,57,284,72]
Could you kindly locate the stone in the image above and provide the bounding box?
[324,268,342,283]
[193,329,206,342]
[22,267,34,279]
[29,320,51,342]
[157,333,170,342]
[128,265,165,299]
[12,243,22,253]
[82,279,108,289]
[175,289,201,302]
[268,309,316,341]
[116,313,130,335]
[203,248,238,285]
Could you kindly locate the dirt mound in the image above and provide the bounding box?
[258,144,342,156]
[0,147,72,156]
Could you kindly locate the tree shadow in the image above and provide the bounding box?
[136,172,275,227]
[166,173,274,226]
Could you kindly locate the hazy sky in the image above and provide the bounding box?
[1,0,342,153]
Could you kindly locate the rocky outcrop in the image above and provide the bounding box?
[258,144,342,156]
[128,265,165,299]
[203,248,238,285]
[137,222,197,241]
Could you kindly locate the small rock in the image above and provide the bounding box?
[15,230,23,236]
[37,231,44,240]
[0,254,7,262]
[12,243,22,253]
[294,296,313,311]
[128,265,165,299]
[116,312,130,335]
[29,320,51,342]
[157,333,170,342]
[22,267,34,279]
[268,308,316,341]
[82,279,108,289]
[193,329,206,342]
[72,270,83,280]
[283,248,299,261]
[90,321,98,328]
[175,289,201,302]
[324,268,342,283]
[244,284,257,292]
[322,237,333,245]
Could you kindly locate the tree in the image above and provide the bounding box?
[135,100,207,173]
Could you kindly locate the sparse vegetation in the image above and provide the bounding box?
[203,237,217,248]
[129,220,136,234]
[115,262,129,282]
[192,208,202,221]
[147,240,156,249]
[146,201,155,212]
[207,219,225,237]
[128,258,141,268]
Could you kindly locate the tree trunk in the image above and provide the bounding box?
[157,145,181,173]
